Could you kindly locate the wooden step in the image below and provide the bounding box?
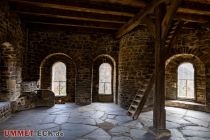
[131,104,138,109]
[165,39,170,43]
[169,30,175,34]
[167,35,173,38]
[136,94,143,98]
[128,110,135,115]
[128,104,137,111]
[134,99,141,103]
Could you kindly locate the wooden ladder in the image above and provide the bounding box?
[164,20,184,59]
[128,72,155,120]
[164,20,183,48]
[127,21,183,120]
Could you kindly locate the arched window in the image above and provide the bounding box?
[178,63,194,99]
[99,63,112,95]
[52,62,67,96]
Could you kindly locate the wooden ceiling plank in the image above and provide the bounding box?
[116,0,166,39]
[161,0,181,41]
[9,0,135,17]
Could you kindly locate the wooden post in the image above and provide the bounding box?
[149,4,171,138]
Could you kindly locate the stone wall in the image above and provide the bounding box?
[21,81,38,92]
[206,64,210,111]
[165,28,210,109]
[119,26,155,109]
[25,31,118,104]
[0,0,26,101]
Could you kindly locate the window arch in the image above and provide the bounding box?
[177,62,195,99]
[99,63,112,95]
[52,62,67,96]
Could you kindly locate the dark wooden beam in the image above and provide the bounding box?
[28,23,116,33]
[9,3,131,23]
[26,21,118,30]
[116,0,166,39]
[178,1,210,16]
[9,0,142,13]
[88,0,146,8]
[9,0,136,17]
[161,0,181,41]
[185,0,210,5]
[22,15,122,29]
[176,14,209,23]
[181,0,210,11]
[177,8,210,16]
[16,11,127,24]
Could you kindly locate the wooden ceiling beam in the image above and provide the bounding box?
[15,11,127,24]
[26,21,118,30]
[177,8,210,16]
[9,0,146,9]
[177,0,210,16]
[177,14,209,23]
[185,0,210,5]
[87,0,146,8]
[178,1,210,16]
[22,16,122,29]
[116,0,166,39]
[28,23,116,33]
[9,0,135,17]
[9,3,131,23]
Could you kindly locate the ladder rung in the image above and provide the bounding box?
[137,89,145,92]
[165,40,170,43]
[168,35,173,38]
[136,94,143,98]
[169,30,175,34]
[131,104,138,109]
[128,110,135,115]
[134,100,141,103]
[174,21,179,25]
[172,26,177,30]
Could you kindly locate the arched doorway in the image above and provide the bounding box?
[40,53,76,102]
